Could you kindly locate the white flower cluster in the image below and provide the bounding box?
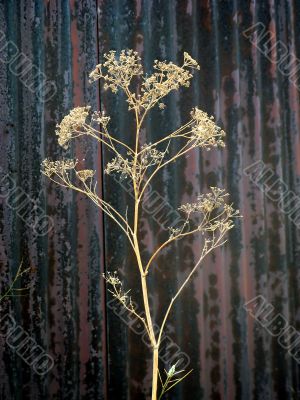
[91,110,110,127]
[56,106,91,149]
[89,49,143,92]
[139,144,165,168]
[190,108,225,149]
[89,50,200,113]
[41,158,77,177]
[173,187,240,238]
[76,169,95,183]
[104,155,133,180]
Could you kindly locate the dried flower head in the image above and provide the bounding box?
[190,108,225,149]
[76,169,95,182]
[41,158,77,177]
[56,106,91,149]
[183,52,201,70]
[104,155,133,180]
[104,145,165,183]
[176,187,240,238]
[89,50,200,113]
[179,187,228,214]
[89,49,143,92]
[138,56,199,111]
[91,111,110,127]
[103,271,137,313]
[102,271,121,286]
[139,144,165,167]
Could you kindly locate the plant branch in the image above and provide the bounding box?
[0,260,31,303]
[46,174,135,249]
[157,232,227,346]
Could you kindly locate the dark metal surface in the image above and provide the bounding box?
[1,1,300,399]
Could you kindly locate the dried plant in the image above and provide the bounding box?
[42,50,240,399]
[0,260,31,303]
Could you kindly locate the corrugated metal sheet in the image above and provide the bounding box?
[1,1,300,399]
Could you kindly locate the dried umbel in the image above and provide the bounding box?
[168,188,239,241]
[56,106,91,149]
[76,169,95,183]
[91,111,110,126]
[139,144,165,167]
[102,271,150,335]
[190,108,226,148]
[89,49,143,92]
[104,155,133,180]
[89,49,200,114]
[137,57,199,111]
[41,158,78,177]
[42,50,240,400]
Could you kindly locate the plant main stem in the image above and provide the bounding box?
[133,117,159,399]
[152,346,159,400]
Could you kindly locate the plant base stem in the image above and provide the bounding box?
[151,347,159,400]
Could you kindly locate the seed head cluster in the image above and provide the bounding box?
[89,49,200,113]
[103,271,137,313]
[76,169,95,183]
[91,110,110,127]
[176,187,240,237]
[104,144,166,183]
[89,49,143,93]
[190,108,225,149]
[137,55,199,111]
[104,155,133,180]
[41,159,96,188]
[56,106,90,149]
[139,144,165,167]
[41,158,78,177]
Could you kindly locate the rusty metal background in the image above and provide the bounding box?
[1,0,300,399]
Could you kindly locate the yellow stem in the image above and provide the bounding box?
[131,100,158,400]
[151,346,159,400]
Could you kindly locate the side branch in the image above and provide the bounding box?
[0,260,31,302]
[157,232,227,346]
[104,271,151,339]
[82,123,134,155]
[44,172,135,250]
[145,226,199,274]
[137,120,194,156]
[139,141,196,201]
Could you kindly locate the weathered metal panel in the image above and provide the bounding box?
[0,1,106,399]
[1,0,300,399]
